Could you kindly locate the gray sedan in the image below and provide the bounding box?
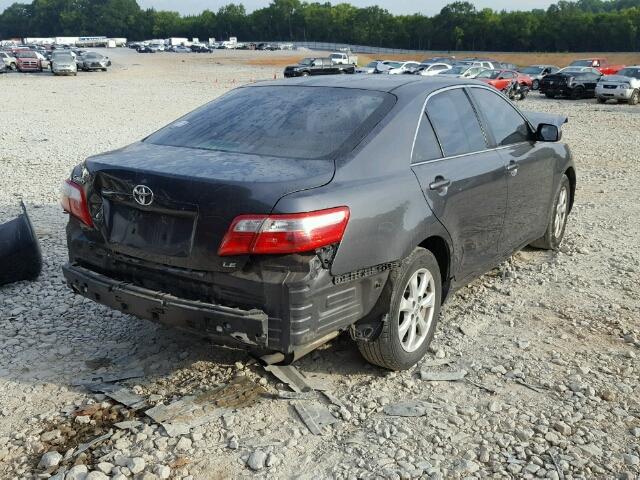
[77,52,110,72]
[62,76,575,370]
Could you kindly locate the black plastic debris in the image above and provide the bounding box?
[0,202,42,286]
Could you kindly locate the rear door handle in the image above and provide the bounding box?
[429,177,451,191]
[506,161,519,175]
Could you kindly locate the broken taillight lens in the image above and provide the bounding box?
[61,179,94,227]
[218,207,350,256]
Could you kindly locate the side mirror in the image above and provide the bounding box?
[537,123,560,142]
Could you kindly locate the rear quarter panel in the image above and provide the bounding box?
[272,87,453,277]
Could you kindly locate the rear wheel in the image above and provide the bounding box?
[629,89,639,105]
[570,86,584,100]
[356,248,442,371]
[531,174,571,250]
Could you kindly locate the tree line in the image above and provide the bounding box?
[1,0,640,52]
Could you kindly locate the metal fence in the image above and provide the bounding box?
[251,40,437,55]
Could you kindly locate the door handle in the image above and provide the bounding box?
[429,176,451,191]
[506,161,519,176]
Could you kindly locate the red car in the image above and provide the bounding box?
[569,58,624,75]
[14,50,42,72]
[476,69,533,91]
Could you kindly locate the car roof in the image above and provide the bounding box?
[249,75,477,95]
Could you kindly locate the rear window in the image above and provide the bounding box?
[146,86,394,159]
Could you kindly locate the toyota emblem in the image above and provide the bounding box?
[133,185,154,206]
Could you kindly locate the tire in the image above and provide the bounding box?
[629,89,639,105]
[10,62,16,71]
[301,71,309,77]
[570,87,584,100]
[532,79,539,90]
[597,96,606,104]
[357,247,442,371]
[530,174,571,250]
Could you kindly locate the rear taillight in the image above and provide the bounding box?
[61,179,93,227]
[218,207,350,256]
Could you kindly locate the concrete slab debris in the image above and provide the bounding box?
[419,370,468,382]
[85,383,146,409]
[276,390,318,400]
[114,420,143,431]
[263,364,316,393]
[73,430,113,457]
[145,376,265,437]
[383,400,432,417]
[293,403,339,435]
[321,391,346,410]
[72,367,145,386]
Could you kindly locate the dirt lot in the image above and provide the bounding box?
[0,48,639,480]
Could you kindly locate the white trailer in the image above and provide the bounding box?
[167,37,189,46]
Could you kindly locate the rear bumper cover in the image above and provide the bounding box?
[63,263,270,347]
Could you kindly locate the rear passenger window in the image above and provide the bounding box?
[426,89,487,157]
[412,114,442,163]
[470,88,531,146]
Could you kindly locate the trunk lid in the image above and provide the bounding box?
[84,142,334,272]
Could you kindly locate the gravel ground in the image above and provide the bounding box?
[0,49,639,480]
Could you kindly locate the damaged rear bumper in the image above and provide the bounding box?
[63,263,269,347]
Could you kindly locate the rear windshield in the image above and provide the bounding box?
[146,86,394,160]
[570,60,592,67]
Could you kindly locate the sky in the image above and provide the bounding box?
[0,0,557,15]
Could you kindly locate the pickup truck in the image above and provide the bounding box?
[329,51,358,66]
[284,58,356,77]
[569,58,625,75]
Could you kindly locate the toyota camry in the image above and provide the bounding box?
[62,76,575,370]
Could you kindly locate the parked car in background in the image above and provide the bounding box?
[539,68,603,99]
[191,45,212,53]
[388,61,421,75]
[569,58,624,75]
[15,50,42,72]
[422,56,456,64]
[438,64,485,78]
[284,57,355,77]
[595,66,640,105]
[0,51,17,70]
[499,62,518,71]
[77,52,110,72]
[61,76,575,371]
[518,65,560,90]
[137,45,155,53]
[34,51,50,69]
[172,46,192,53]
[51,51,77,76]
[356,60,384,74]
[330,51,358,65]
[417,63,452,76]
[0,60,6,74]
[257,43,278,51]
[476,69,533,91]
[461,58,500,70]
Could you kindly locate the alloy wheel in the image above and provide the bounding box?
[554,185,568,238]
[397,268,436,352]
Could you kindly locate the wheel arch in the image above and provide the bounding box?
[564,166,576,213]
[418,235,452,302]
